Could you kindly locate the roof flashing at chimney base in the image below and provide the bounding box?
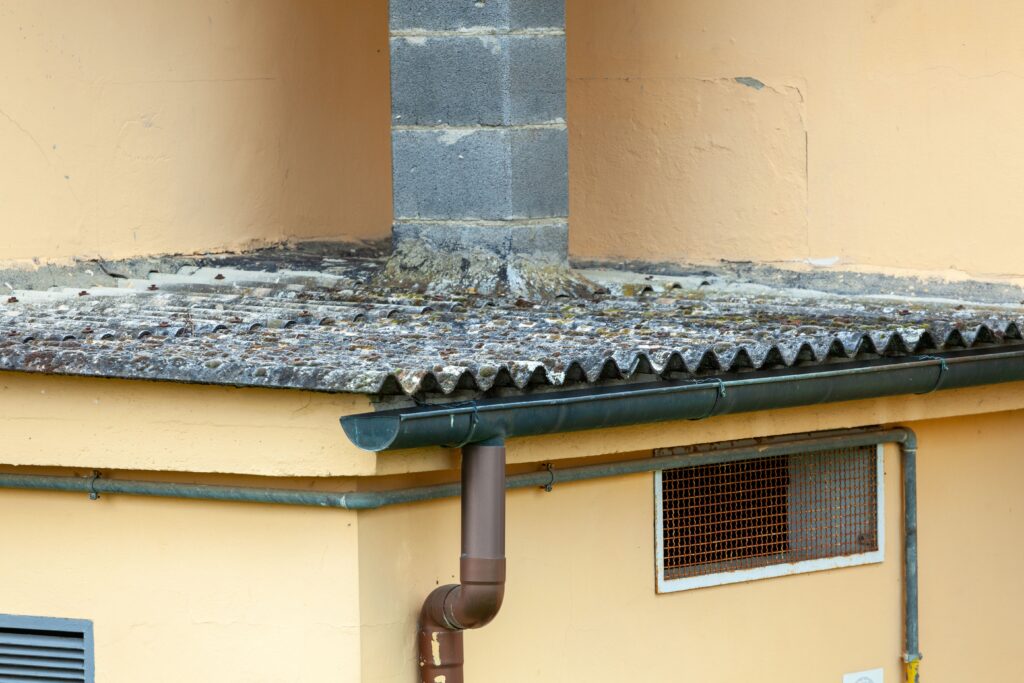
[384,223,593,298]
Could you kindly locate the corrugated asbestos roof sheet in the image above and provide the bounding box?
[1,254,1022,397]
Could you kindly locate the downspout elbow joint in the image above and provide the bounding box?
[417,562,506,681]
[446,557,506,630]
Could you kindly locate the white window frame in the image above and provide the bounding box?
[655,443,885,593]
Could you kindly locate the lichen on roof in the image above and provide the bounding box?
[1,246,1022,398]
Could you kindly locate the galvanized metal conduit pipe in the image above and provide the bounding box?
[0,473,443,510]
[902,434,922,683]
[0,429,901,508]
[0,427,920,679]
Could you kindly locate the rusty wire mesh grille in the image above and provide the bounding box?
[661,446,879,580]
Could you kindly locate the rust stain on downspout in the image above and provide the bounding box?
[417,441,506,683]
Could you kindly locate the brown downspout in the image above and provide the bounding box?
[417,441,506,683]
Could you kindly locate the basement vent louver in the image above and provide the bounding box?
[0,615,94,683]
[655,444,884,592]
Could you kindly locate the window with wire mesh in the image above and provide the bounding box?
[660,445,880,582]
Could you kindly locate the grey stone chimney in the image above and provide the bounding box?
[384,0,589,298]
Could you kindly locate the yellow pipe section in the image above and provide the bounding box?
[905,659,920,683]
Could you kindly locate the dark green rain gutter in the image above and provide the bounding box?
[340,347,1024,451]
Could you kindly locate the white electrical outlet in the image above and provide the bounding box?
[843,668,883,683]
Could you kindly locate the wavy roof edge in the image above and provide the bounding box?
[2,322,1021,398]
[2,244,1023,399]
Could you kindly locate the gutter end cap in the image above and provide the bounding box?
[340,414,402,452]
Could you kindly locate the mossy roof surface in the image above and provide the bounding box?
[1,249,1022,397]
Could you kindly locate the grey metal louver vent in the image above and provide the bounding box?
[0,615,93,683]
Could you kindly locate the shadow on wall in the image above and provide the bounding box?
[0,0,392,262]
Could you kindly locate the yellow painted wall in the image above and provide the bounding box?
[1,374,1022,681]
[0,371,383,477]
[0,487,362,682]
[4,369,1024,480]
[567,0,1024,279]
[914,411,1024,680]
[0,0,391,261]
[359,409,1024,683]
[4,1,1023,280]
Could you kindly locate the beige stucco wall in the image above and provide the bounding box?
[4,1,1023,280]
[0,486,362,682]
[4,369,1024,479]
[1,375,1023,681]
[567,0,1024,280]
[359,409,1024,683]
[0,0,391,261]
[0,371,385,477]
